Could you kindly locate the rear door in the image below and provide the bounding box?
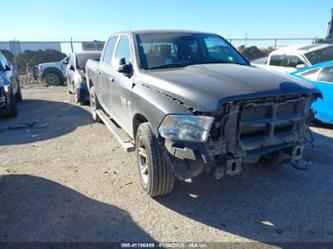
[97,36,118,112]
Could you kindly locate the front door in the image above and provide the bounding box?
[96,36,118,112]
[110,35,134,132]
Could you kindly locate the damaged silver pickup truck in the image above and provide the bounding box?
[85,30,321,197]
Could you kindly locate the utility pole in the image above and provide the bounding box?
[326,8,333,39]
[70,37,74,53]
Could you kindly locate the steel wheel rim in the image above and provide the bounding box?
[138,137,149,185]
[47,75,56,84]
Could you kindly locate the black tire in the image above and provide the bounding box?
[7,90,17,118]
[15,88,23,102]
[68,80,73,94]
[73,87,80,104]
[44,73,61,86]
[89,86,101,122]
[136,122,174,197]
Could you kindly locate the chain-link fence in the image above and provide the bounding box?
[0,40,105,86]
[0,37,326,85]
[228,37,319,49]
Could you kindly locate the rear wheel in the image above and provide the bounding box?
[89,86,101,122]
[15,88,23,102]
[7,90,17,118]
[73,87,80,104]
[68,80,73,94]
[136,122,174,197]
[44,73,61,86]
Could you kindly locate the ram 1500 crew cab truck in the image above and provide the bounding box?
[86,30,321,197]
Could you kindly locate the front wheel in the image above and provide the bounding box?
[73,87,81,104]
[7,90,17,118]
[89,86,101,122]
[15,88,23,102]
[44,73,61,86]
[136,122,174,197]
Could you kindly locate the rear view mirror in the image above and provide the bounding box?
[69,65,75,71]
[63,57,69,65]
[4,65,10,71]
[117,57,133,76]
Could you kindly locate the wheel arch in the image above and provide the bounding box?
[132,113,149,140]
[88,78,94,92]
[41,68,65,82]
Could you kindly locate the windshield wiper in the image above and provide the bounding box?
[149,63,189,70]
[197,61,247,66]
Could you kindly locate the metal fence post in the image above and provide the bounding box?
[70,38,74,53]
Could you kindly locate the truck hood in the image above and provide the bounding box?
[38,62,61,68]
[139,64,321,112]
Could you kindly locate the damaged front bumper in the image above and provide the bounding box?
[160,94,314,180]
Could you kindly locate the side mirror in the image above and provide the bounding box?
[69,65,75,71]
[117,58,133,76]
[63,57,69,65]
[296,64,305,69]
[4,65,11,71]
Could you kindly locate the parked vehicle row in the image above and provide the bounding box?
[252,43,333,73]
[66,51,101,104]
[3,30,330,197]
[35,57,69,85]
[292,61,333,124]
[0,51,22,118]
[85,30,321,197]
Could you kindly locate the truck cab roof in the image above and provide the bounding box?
[271,44,333,56]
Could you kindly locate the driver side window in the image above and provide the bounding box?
[114,36,132,66]
[103,36,117,64]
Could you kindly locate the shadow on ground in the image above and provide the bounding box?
[0,174,153,242]
[0,99,93,145]
[158,129,333,245]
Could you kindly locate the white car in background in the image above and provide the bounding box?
[251,44,333,73]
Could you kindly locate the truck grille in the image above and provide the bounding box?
[33,66,42,80]
[222,95,312,153]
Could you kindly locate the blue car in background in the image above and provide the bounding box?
[291,61,333,124]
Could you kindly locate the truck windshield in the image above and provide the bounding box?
[76,53,101,70]
[136,33,247,70]
[305,46,333,65]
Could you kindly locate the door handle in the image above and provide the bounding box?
[108,76,115,83]
[97,71,102,75]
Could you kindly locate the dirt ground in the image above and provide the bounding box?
[0,86,333,246]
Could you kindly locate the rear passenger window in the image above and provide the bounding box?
[270,55,285,66]
[318,66,333,83]
[103,37,117,64]
[114,36,132,65]
[299,68,320,81]
[269,55,304,68]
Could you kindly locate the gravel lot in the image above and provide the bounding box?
[0,86,333,246]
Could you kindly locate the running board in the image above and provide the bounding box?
[96,109,135,152]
